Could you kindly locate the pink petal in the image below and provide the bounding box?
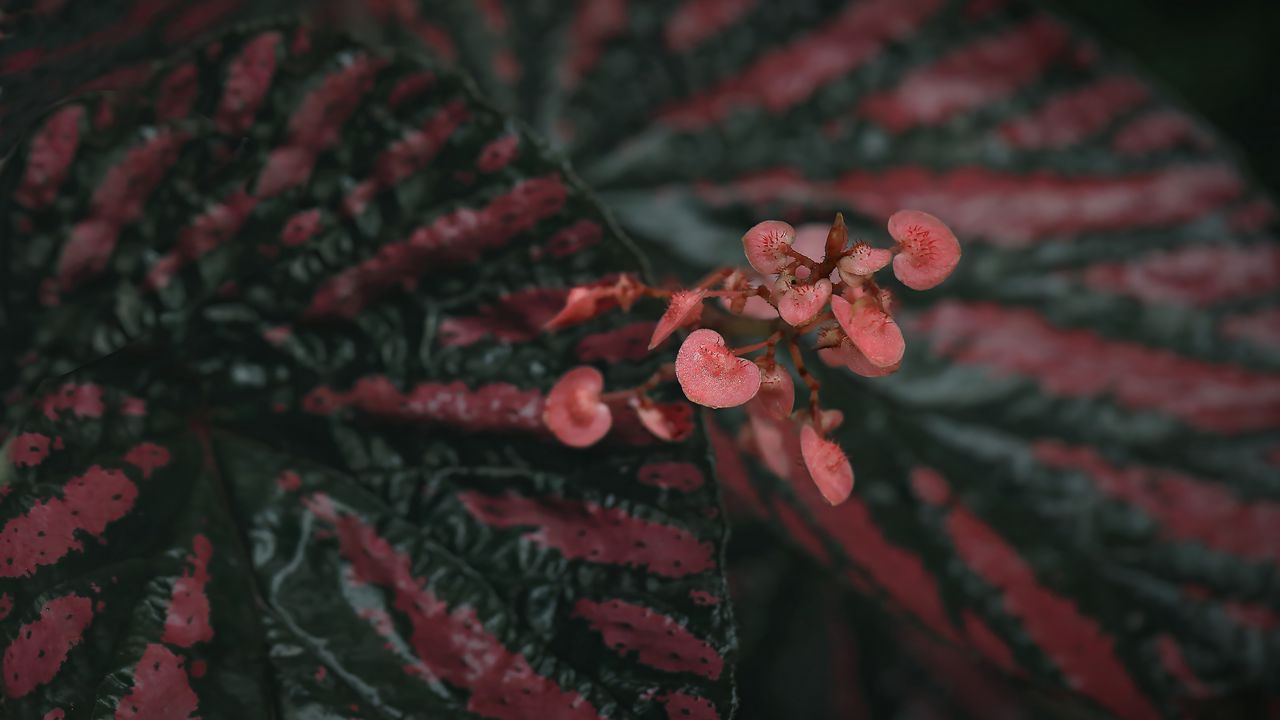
[542,366,612,447]
[792,224,829,261]
[837,243,892,278]
[720,269,779,318]
[830,295,905,369]
[741,220,797,274]
[777,278,832,326]
[818,339,900,378]
[675,329,762,408]
[745,404,800,481]
[635,401,694,442]
[816,408,844,433]
[755,363,795,419]
[887,209,961,290]
[545,286,615,330]
[649,289,706,349]
[800,425,854,505]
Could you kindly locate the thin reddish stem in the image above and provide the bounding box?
[786,335,822,422]
[694,267,735,290]
[601,363,676,402]
[730,330,783,357]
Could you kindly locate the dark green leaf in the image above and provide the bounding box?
[1,24,736,719]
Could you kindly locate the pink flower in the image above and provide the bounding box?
[741,220,797,274]
[887,210,960,290]
[675,329,762,408]
[830,295,904,369]
[649,290,706,349]
[755,362,795,419]
[634,401,694,442]
[545,286,616,330]
[836,243,892,281]
[819,339,900,377]
[543,367,612,447]
[775,277,831,326]
[800,424,853,505]
[719,270,777,318]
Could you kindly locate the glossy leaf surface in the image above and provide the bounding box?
[400,1,1279,718]
[1,25,736,719]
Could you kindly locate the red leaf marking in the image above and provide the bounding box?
[77,63,155,94]
[696,164,1244,246]
[915,301,1280,433]
[1156,634,1210,698]
[1113,110,1212,156]
[688,590,720,606]
[345,100,470,215]
[306,175,568,318]
[636,462,705,493]
[997,76,1149,150]
[664,0,754,52]
[276,470,302,492]
[162,0,241,44]
[562,0,629,90]
[0,466,138,578]
[121,396,148,416]
[576,322,659,363]
[476,0,508,33]
[214,31,281,135]
[387,71,436,109]
[808,497,956,641]
[1223,308,1280,351]
[545,219,603,257]
[9,432,53,467]
[961,610,1019,675]
[280,208,323,247]
[439,288,568,347]
[773,500,832,566]
[114,643,199,719]
[861,17,1071,131]
[90,127,186,225]
[255,55,383,198]
[301,376,545,434]
[574,598,723,679]
[145,189,258,290]
[1,48,43,75]
[705,416,767,517]
[477,134,520,174]
[305,494,602,720]
[43,709,65,720]
[156,63,199,121]
[459,492,714,577]
[658,0,940,129]
[161,534,213,647]
[915,466,1161,720]
[900,626,1027,720]
[1079,243,1279,306]
[658,692,719,720]
[1034,440,1280,563]
[189,660,206,678]
[1182,585,1280,630]
[741,426,958,640]
[2,594,94,698]
[16,104,84,209]
[57,129,186,289]
[122,442,172,479]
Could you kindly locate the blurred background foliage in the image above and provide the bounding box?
[1060,0,1280,192]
